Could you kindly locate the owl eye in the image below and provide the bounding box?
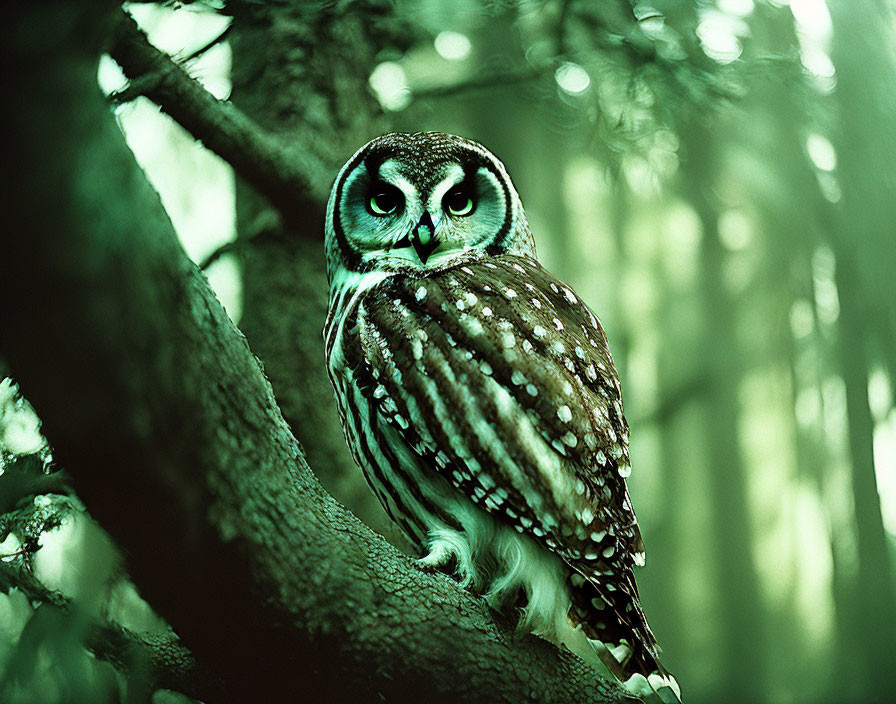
[444,188,476,217]
[367,186,403,216]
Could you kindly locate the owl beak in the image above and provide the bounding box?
[410,211,440,264]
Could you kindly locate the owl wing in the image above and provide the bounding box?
[347,254,664,673]
[350,254,645,568]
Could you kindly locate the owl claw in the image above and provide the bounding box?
[417,543,454,572]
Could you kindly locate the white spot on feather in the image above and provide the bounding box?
[462,315,485,337]
[411,338,423,360]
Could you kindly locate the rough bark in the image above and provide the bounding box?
[229,4,404,542]
[1,5,638,702]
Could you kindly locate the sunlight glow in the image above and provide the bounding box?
[0,379,43,456]
[98,7,240,320]
[874,408,896,536]
[369,61,412,111]
[811,246,840,325]
[789,0,833,37]
[434,31,472,61]
[806,133,837,171]
[718,0,755,16]
[718,209,753,251]
[97,54,127,95]
[795,386,821,429]
[788,0,836,91]
[789,299,815,340]
[554,62,591,94]
[696,9,748,63]
[868,368,893,422]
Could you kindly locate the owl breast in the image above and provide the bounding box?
[327,286,599,661]
[324,255,644,669]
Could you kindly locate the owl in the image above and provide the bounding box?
[324,132,680,703]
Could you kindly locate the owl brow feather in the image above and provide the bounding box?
[330,133,524,272]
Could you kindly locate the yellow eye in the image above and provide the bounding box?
[444,189,475,216]
[367,187,402,216]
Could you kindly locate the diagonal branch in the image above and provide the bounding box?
[108,10,330,217]
[2,6,640,703]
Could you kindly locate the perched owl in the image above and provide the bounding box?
[324,132,680,703]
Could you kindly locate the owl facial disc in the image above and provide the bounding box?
[325,132,536,279]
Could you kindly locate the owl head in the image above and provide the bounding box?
[325,132,535,283]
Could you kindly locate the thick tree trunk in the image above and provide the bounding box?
[682,130,767,703]
[229,5,405,542]
[828,2,896,697]
[0,6,637,703]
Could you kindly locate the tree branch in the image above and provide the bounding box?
[108,10,330,218]
[0,559,215,702]
[0,494,216,700]
[412,67,548,100]
[1,6,639,703]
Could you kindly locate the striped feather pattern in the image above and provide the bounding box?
[326,254,666,680]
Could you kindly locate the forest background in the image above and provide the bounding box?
[1,1,894,703]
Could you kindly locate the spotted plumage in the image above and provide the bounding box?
[324,132,680,702]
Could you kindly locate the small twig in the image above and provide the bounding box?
[108,71,163,106]
[413,66,548,100]
[180,23,232,65]
[0,549,28,560]
[109,24,232,107]
[199,240,237,270]
[108,10,329,218]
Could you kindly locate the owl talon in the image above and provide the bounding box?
[417,544,456,573]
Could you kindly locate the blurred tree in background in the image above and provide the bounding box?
[1,1,895,702]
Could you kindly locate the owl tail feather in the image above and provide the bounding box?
[582,638,682,704]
